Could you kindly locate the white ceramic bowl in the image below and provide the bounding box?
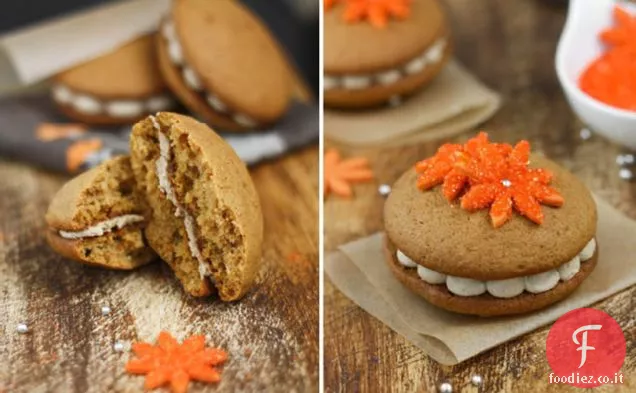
[555,0,636,149]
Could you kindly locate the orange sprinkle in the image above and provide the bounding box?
[324,148,374,198]
[35,122,86,141]
[287,252,304,263]
[579,6,636,111]
[66,139,102,173]
[125,332,227,393]
[416,132,563,228]
[325,0,412,28]
[599,6,636,49]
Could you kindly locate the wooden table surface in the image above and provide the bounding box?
[324,0,636,392]
[0,147,319,392]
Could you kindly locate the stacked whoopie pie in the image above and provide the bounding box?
[52,35,175,125]
[324,0,452,108]
[156,0,291,131]
[46,113,264,301]
[51,0,292,131]
[384,133,598,316]
[45,0,295,300]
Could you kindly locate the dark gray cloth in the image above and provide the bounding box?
[0,93,318,173]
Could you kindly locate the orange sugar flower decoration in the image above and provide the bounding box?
[416,132,564,228]
[125,331,228,393]
[326,0,412,28]
[324,148,374,198]
[35,122,86,141]
[415,141,465,200]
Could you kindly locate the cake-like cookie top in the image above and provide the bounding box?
[384,135,597,280]
[54,35,166,99]
[46,156,145,231]
[324,0,446,73]
[130,112,263,300]
[170,0,291,123]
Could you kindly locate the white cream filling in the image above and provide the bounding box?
[105,101,145,118]
[324,76,340,90]
[161,19,260,129]
[206,93,228,113]
[376,70,402,85]
[486,278,525,299]
[524,270,560,294]
[397,250,417,268]
[52,84,73,104]
[396,238,596,298]
[324,38,447,91]
[182,66,203,91]
[447,276,486,297]
[73,94,101,115]
[147,95,175,113]
[342,75,371,90]
[152,116,211,279]
[417,265,446,285]
[52,84,174,119]
[58,214,144,239]
[557,255,580,281]
[579,238,596,261]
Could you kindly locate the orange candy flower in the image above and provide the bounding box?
[416,133,564,228]
[325,0,412,28]
[324,148,374,198]
[125,332,228,393]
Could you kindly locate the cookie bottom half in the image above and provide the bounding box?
[45,226,155,270]
[384,237,598,317]
[324,35,453,109]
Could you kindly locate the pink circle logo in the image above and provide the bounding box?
[546,308,625,388]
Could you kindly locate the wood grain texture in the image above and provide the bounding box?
[0,146,318,392]
[324,0,636,391]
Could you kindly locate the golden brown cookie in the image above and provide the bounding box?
[45,156,155,269]
[383,134,598,316]
[157,0,292,131]
[129,112,263,300]
[324,0,452,108]
[52,35,175,126]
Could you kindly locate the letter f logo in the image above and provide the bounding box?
[572,325,603,368]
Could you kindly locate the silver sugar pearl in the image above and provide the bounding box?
[616,155,626,166]
[16,323,28,334]
[471,374,483,386]
[439,382,453,393]
[101,306,111,316]
[619,168,633,181]
[617,154,635,166]
[378,184,392,197]
[501,179,512,188]
[113,341,125,352]
[579,128,592,140]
